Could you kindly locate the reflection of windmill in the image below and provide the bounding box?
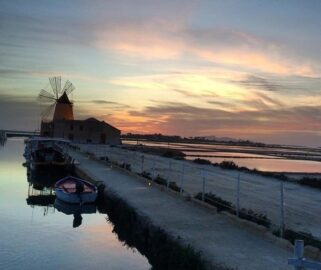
[38,76,75,121]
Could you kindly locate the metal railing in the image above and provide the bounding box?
[72,143,321,248]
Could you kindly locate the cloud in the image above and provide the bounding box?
[94,21,320,76]
[172,88,199,97]
[0,94,39,130]
[90,100,130,108]
[94,19,185,60]
[125,101,321,138]
[229,75,281,92]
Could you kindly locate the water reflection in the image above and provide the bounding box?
[26,166,62,208]
[1,138,150,270]
[54,199,97,228]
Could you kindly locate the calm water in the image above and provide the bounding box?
[0,138,150,270]
[124,140,321,173]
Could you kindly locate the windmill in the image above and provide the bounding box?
[38,76,75,121]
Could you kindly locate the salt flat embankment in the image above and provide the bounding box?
[77,144,321,240]
[69,149,297,270]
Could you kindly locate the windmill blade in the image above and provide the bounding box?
[38,89,56,102]
[65,84,75,95]
[41,103,55,121]
[62,80,75,95]
[49,77,60,99]
[56,76,62,94]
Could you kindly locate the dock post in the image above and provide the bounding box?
[180,163,185,194]
[280,181,285,238]
[202,170,206,201]
[236,173,241,217]
[152,158,156,180]
[167,160,172,189]
[141,155,144,173]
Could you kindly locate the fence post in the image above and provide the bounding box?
[152,158,156,180]
[202,170,206,201]
[141,155,144,173]
[280,181,285,238]
[167,160,172,189]
[180,163,185,195]
[294,240,304,270]
[236,173,241,217]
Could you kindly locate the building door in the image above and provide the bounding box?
[100,133,106,144]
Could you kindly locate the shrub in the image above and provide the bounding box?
[195,192,232,212]
[193,158,212,165]
[139,171,152,180]
[195,192,271,228]
[154,175,167,186]
[120,162,131,171]
[168,181,182,192]
[273,229,321,250]
[299,177,321,190]
[219,161,239,170]
[238,208,271,228]
[99,156,109,161]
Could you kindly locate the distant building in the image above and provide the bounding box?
[41,118,121,145]
[38,76,121,145]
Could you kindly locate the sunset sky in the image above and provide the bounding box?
[1,0,321,146]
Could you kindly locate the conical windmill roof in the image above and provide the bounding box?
[58,92,72,104]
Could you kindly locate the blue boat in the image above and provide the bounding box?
[54,176,98,204]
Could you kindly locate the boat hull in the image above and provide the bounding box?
[54,198,96,215]
[55,189,97,203]
[54,176,98,204]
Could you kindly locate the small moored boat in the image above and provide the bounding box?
[54,176,98,204]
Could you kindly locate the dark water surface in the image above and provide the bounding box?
[0,138,150,270]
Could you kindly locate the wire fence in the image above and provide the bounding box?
[72,143,321,248]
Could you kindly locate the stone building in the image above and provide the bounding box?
[41,118,121,145]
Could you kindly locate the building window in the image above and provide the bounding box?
[70,124,73,131]
[79,125,83,131]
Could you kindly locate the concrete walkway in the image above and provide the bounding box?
[70,150,295,270]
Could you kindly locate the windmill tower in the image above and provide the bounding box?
[38,76,75,121]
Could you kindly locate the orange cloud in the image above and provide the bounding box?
[94,22,320,77]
